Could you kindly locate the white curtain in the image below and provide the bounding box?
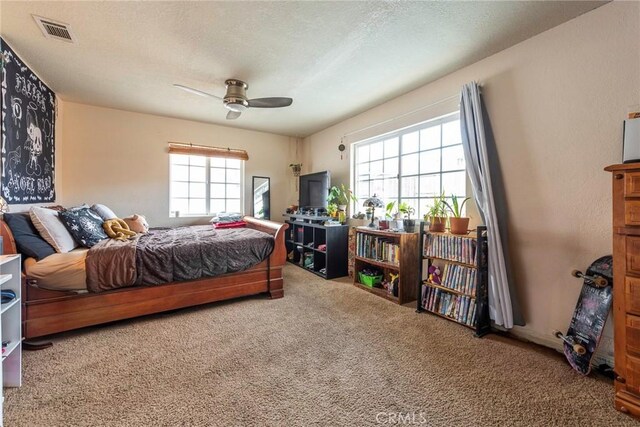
[459,82,514,328]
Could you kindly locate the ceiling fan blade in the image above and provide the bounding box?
[173,84,223,100]
[248,97,293,108]
[226,110,241,120]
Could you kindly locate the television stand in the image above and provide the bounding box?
[283,215,348,279]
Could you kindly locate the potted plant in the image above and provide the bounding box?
[444,195,470,235]
[327,184,357,213]
[379,201,396,230]
[398,202,416,232]
[327,203,338,218]
[425,193,448,232]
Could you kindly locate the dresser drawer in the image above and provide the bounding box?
[626,172,640,197]
[627,354,640,395]
[627,277,640,315]
[627,201,640,226]
[628,315,640,358]
[628,237,640,275]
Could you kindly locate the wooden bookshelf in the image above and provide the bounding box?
[417,224,491,337]
[353,227,419,305]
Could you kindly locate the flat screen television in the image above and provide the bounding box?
[299,171,331,209]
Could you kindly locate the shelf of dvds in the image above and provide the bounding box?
[353,227,419,305]
[417,224,491,337]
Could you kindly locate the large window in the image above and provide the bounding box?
[169,154,243,216]
[352,114,466,218]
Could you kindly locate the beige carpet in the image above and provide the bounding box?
[4,265,635,426]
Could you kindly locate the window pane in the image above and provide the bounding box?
[383,157,398,177]
[189,183,206,198]
[171,154,190,165]
[402,131,419,154]
[419,198,434,219]
[371,179,384,197]
[442,120,461,146]
[384,138,399,157]
[441,171,466,196]
[210,199,226,213]
[171,198,188,215]
[357,144,370,163]
[356,162,370,180]
[226,158,241,169]
[420,174,440,197]
[210,183,225,197]
[356,180,370,200]
[171,182,188,198]
[189,199,206,214]
[172,165,189,181]
[226,199,241,213]
[211,157,226,168]
[211,168,226,182]
[226,184,240,198]
[401,176,418,197]
[370,160,383,178]
[383,178,398,199]
[227,169,241,183]
[370,141,383,161]
[190,155,206,167]
[420,149,440,174]
[401,153,419,176]
[420,126,440,150]
[190,166,206,182]
[442,145,465,172]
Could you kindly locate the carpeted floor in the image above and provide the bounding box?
[4,265,635,426]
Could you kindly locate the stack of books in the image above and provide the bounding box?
[356,234,400,265]
[423,233,476,265]
[421,285,476,326]
[437,264,477,295]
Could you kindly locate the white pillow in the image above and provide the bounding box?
[91,204,117,221]
[29,206,78,253]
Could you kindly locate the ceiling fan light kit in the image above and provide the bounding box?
[174,78,293,120]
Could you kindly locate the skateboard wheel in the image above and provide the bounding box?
[593,277,608,288]
[573,344,587,355]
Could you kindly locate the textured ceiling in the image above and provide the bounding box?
[0,1,606,137]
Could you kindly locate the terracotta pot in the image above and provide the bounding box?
[449,217,470,235]
[429,217,447,232]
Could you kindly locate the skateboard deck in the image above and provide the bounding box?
[555,255,613,375]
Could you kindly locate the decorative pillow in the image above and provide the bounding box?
[59,207,108,248]
[30,206,78,253]
[123,214,149,233]
[91,204,117,221]
[3,212,56,261]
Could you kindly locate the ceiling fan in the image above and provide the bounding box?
[174,79,293,120]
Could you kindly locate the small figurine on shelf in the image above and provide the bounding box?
[389,272,400,297]
[428,265,441,284]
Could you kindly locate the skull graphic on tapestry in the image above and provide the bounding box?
[1,38,56,203]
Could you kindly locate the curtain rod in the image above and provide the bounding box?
[342,93,459,139]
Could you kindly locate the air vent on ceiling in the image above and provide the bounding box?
[33,15,76,43]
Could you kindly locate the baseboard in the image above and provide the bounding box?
[507,326,614,368]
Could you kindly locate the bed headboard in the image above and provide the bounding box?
[0,220,17,255]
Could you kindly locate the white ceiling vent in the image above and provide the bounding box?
[33,15,76,43]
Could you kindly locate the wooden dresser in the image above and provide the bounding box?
[606,163,640,418]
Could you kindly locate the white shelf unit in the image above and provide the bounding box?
[0,254,21,426]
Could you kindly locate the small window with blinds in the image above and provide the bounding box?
[168,143,247,217]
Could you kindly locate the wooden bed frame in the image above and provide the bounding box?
[0,216,288,340]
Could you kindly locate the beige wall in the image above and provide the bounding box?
[303,2,640,361]
[57,102,296,227]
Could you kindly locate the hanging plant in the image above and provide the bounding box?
[289,163,302,177]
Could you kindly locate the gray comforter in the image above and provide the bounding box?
[86,225,274,292]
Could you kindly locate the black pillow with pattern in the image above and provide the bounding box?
[59,207,108,248]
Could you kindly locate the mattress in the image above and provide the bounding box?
[24,248,89,292]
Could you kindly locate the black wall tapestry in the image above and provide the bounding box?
[1,38,56,203]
